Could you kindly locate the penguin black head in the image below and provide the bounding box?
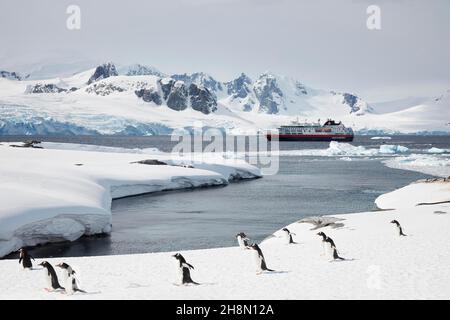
[282,228,289,232]
[172,253,184,261]
[390,220,399,225]
[56,262,69,269]
[39,261,49,268]
[317,231,326,236]
[235,232,247,239]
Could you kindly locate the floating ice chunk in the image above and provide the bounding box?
[428,147,447,154]
[326,141,377,156]
[379,144,409,154]
[371,136,392,140]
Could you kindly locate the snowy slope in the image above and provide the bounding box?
[0,178,449,299]
[1,63,449,135]
[0,144,261,257]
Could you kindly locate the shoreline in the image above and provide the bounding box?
[0,141,449,299]
[0,177,448,299]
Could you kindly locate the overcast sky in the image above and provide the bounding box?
[1,0,449,101]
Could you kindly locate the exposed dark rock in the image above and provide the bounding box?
[135,88,162,105]
[166,81,188,111]
[0,70,22,80]
[225,73,252,99]
[188,83,217,114]
[87,62,118,85]
[26,83,67,93]
[86,82,124,96]
[132,159,167,165]
[253,74,283,114]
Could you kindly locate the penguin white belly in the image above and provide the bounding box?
[393,224,400,236]
[177,267,184,284]
[325,243,333,259]
[66,275,75,295]
[252,251,263,272]
[237,236,246,249]
[282,232,290,244]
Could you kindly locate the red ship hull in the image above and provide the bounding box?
[266,133,354,142]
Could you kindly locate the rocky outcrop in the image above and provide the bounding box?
[86,82,124,96]
[253,73,283,114]
[0,70,22,80]
[172,72,222,93]
[87,63,118,85]
[189,83,217,114]
[25,83,67,94]
[124,64,166,77]
[225,73,252,99]
[135,88,162,105]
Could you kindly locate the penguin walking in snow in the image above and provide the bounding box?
[248,243,275,274]
[331,246,345,261]
[390,220,407,236]
[235,232,250,249]
[18,248,35,269]
[39,261,64,292]
[172,253,199,285]
[281,228,297,244]
[56,263,86,294]
[317,232,344,260]
[317,232,335,256]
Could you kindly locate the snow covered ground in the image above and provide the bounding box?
[0,141,449,299]
[0,177,448,299]
[0,143,261,257]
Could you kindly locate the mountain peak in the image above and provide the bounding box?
[87,62,118,85]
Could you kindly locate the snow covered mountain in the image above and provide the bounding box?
[0,62,448,135]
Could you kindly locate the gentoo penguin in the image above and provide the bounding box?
[331,247,345,261]
[281,228,297,244]
[317,232,336,255]
[18,248,35,269]
[390,220,407,236]
[172,253,199,285]
[39,261,64,291]
[56,263,86,294]
[248,244,275,274]
[235,232,250,249]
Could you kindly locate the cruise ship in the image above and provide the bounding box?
[266,119,354,141]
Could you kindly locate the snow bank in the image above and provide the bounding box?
[375,178,450,209]
[1,180,449,299]
[383,154,450,177]
[0,144,261,257]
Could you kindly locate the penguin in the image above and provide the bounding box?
[235,232,250,249]
[39,261,64,291]
[281,228,297,244]
[317,232,340,259]
[56,263,86,294]
[172,253,199,285]
[18,248,35,269]
[390,220,407,236]
[248,244,275,274]
[331,246,345,261]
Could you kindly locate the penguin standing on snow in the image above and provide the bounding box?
[172,253,199,285]
[317,232,344,260]
[317,232,335,256]
[18,248,35,269]
[39,261,64,291]
[235,232,250,249]
[248,244,275,274]
[281,228,297,244]
[56,263,86,294]
[390,220,407,236]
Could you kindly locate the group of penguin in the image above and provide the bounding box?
[18,219,407,289]
[18,248,86,294]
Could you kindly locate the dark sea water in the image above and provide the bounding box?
[2,135,449,258]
